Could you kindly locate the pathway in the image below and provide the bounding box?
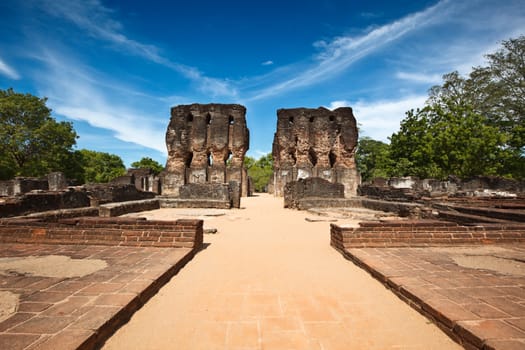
[103,194,460,349]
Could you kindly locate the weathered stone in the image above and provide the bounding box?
[162,103,249,197]
[179,183,231,201]
[47,172,67,191]
[126,168,160,194]
[271,107,359,197]
[0,177,48,197]
[284,177,344,209]
[85,184,155,205]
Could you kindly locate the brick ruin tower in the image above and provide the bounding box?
[271,107,360,197]
[161,103,249,197]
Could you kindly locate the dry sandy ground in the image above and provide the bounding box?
[103,194,460,349]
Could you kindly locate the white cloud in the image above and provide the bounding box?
[0,57,20,80]
[396,72,442,84]
[262,60,274,66]
[35,50,167,154]
[327,100,352,110]
[328,96,428,142]
[39,0,237,98]
[249,0,454,100]
[55,105,166,153]
[245,149,272,159]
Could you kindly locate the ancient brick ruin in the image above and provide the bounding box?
[161,104,249,201]
[271,107,360,197]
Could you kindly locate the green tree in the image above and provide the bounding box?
[79,149,126,183]
[355,137,392,182]
[245,153,273,192]
[391,36,525,179]
[426,36,525,178]
[0,88,80,180]
[390,100,506,179]
[131,157,164,175]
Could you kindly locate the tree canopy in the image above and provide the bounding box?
[385,35,525,180]
[78,149,126,183]
[0,88,81,180]
[131,157,164,175]
[244,153,273,192]
[355,137,392,182]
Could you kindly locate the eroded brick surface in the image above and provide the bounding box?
[0,244,194,350]
[339,245,525,349]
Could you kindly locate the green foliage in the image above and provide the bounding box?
[131,157,164,175]
[390,35,525,179]
[245,153,273,192]
[355,137,392,182]
[79,149,126,183]
[0,88,80,180]
[390,101,506,179]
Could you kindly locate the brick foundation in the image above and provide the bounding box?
[0,217,203,250]
[98,199,160,217]
[331,220,525,250]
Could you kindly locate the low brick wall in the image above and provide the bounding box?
[0,217,203,250]
[331,220,525,249]
[159,198,231,209]
[17,207,100,221]
[98,199,160,217]
[436,203,525,223]
[292,197,425,218]
[292,198,360,210]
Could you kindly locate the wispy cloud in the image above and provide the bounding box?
[360,12,383,19]
[328,96,427,141]
[248,0,454,100]
[0,57,20,80]
[38,0,237,98]
[34,49,167,154]
[261,60,274,66]
[249,149,271,158]
[396,71,442,84]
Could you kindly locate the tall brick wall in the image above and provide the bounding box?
[162,103,249,197]
[272,107,360,197]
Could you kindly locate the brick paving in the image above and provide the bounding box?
[103,195,461,350]
[340,245,525,349]
[0,243,194,350]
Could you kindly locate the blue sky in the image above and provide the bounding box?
[1,0,524,167]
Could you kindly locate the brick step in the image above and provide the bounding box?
[454,206,525,222]
[98,199,160,217]
[438,210,514,224]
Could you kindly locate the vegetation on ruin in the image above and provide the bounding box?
[78,149,126,183]
[359,35,525,181]
[244,153,273,192]
[131,157,165,175]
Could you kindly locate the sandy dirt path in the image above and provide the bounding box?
[103,194,460,349]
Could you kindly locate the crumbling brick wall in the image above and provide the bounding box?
[161,103,249,197]
[272,107,360,197]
